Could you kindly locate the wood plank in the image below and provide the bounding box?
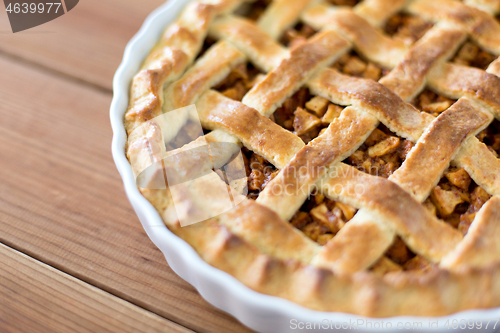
[0,0,167,91]
[0,55,254,333]
[0,243,193,333]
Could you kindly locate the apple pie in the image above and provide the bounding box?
[124,0,500,316]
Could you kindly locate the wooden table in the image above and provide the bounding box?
[0,1,254,332]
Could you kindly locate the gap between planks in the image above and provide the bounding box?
[0,52,254,333]
[0,242,194,333]
[0,49,112,95]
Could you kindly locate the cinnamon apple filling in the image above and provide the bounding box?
[236,0,272,21]
[280,23,317,49]
[345,125,414,179]
[213,63,263,101]
[327,0,360,6]
[384,13,433,46]
[332,51,387,80]
[451,40,496,70]
[371,237,435,275]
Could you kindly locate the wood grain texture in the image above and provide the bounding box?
[0,0,167,91]
[0,243,193,333]
[0,55,253,333]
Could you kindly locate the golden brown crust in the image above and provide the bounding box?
[196,90,305,168]
[379,26,466,102]
[487,57,500,76]
[308,68,430,140]
[163,41,246,112]
[123,0,500,317]
[243,30,350,116]
[380,34,500,199]
[210,16,288,71]
[313,210,395,273]
[391,98,492,201]
[301,3,407,68]
[407,0,500,54]
[127,121,166,177]
[454,138,500,196]
[126,1,230,135]
[221,199,320,262]
[427,63,500,118]
[257,107,377,220]
[465,0,500,14]
[257,0,315,40]
[125,49,189,134]
[322,164,463,263]
[167,209,500,316]
[354,0,408,27]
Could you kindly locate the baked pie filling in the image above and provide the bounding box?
[125,0,500,316]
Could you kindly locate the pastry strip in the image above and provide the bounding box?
[320,164,463,263]
[427,63,500,118]
[209,16,288,71]
[256,107,377,220]
[163,41,246,112]
[407,0,500,54]
[379,25,466,102]
[257,0,316,40]
[196,90,305,168]
[220,200,320,262]
[243,29,351,117]
[390,98,493,201]
[308,68,430,140]
[353,0,407,27]
[301,3,407,68]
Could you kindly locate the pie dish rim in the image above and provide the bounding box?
[110,0,500,331]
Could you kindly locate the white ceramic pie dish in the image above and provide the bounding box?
[110,1,500,332]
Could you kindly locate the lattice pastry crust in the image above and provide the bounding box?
[124,0,500,316]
